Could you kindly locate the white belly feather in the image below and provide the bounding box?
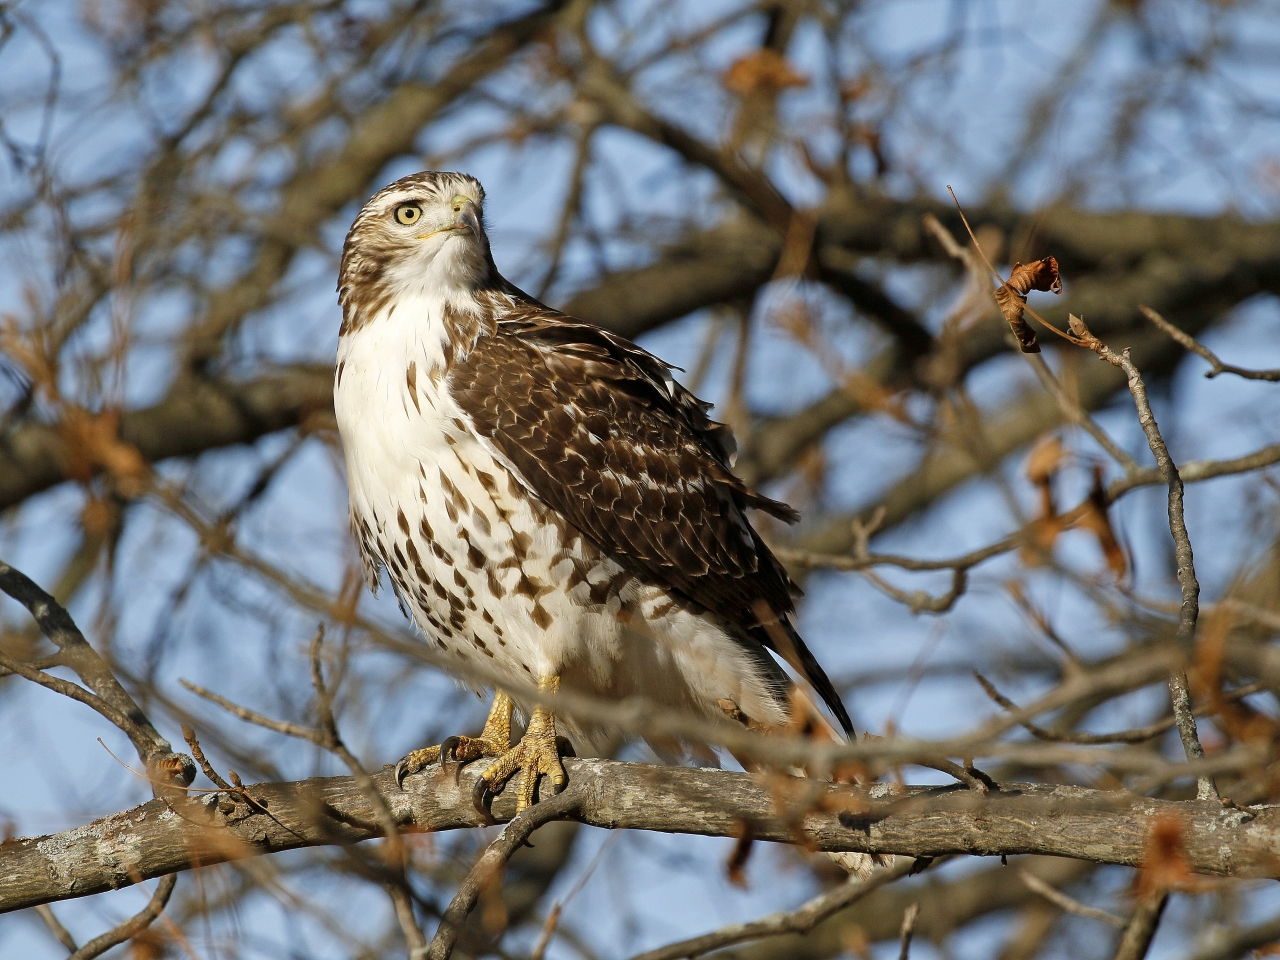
[334,296,788,747]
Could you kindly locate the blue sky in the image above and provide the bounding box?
[2,1,1280,957]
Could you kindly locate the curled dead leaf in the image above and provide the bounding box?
[994,257,1062,354]
[1192,609,1280,755]
[1022,435,1065,564]
[80,496,117,539]
[1007,257,1063,297]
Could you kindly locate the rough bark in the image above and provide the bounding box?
[3,759,1275,915]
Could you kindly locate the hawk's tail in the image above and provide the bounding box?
[749,617,853,736]
[787,684,882,879]
[728,676,883,880]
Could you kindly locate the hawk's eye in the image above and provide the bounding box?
[393,203,423,225]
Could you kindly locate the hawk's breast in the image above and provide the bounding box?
[334,297,791,744]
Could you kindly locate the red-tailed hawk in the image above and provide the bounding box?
[334,171,856,832]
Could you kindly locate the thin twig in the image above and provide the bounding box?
[0,560,192,786]
[1183,909,1280,960]
[181,678,323,742]
[897,901,920,960]
[427,788,582,960]
[1069,318,1217,802]
[35,904,77,951]
[1026,353,1140,473]
[309,626,426,953]
[529,833,616,960]
[778,440,1280,580]
[1141,306,1280,381]
[181,723,235,791]
[180,723,271,814]
[1018,869,1124,927]
[388,882,428,959]
[973,673,1263,746]
[1111,892,1167,960]
[628,858,922,960]
[68,874,177,960]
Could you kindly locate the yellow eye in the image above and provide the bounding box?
[394,203,422,225]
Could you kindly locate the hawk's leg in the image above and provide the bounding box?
[474,674,568,816]
[394,691,514,788]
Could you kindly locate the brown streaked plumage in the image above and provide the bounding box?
[333,171,861,861]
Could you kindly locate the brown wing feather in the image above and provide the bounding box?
[449,300,853,734]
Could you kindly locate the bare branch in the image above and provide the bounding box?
[1142,306,1280,381]
[1111,893,1168,960]
[1069,318,1216,801]
[3,763,1276,914]
[628,858,921,960]
[68,875,177,960]
[428,790,581,960]
[0,560,192,786]
[1018,869,1124,927]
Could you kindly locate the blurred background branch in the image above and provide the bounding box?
[2,1,1279,958]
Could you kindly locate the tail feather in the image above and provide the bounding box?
[726,683,883,879]
[751,618,854,735]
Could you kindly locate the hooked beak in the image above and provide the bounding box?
[415,197,480,242]
[452,198,480,235]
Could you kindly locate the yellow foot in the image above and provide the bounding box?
[473,722,570,818]
[394,691,513,788]
[473,676,570,818]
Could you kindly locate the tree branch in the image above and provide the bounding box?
[3,761,1275,915]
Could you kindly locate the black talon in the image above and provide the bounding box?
[472,777,496,824]
[555,736,576,758]
[394,758,411,790]
[438,736,462,763]
[437,736,466,783]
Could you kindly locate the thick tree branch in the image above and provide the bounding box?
[4,195,1277,516]
[3,760,1276,915]
[0,367,332,511]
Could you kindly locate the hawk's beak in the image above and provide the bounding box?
[415,197,481,242]
[452,198,480,235]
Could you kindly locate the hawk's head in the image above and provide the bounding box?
[338,171,494,331]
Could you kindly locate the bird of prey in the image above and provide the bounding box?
[334,170,855,822]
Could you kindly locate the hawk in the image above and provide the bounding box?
[335,171,855,823]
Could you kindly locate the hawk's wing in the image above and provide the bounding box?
[449,301,852,734]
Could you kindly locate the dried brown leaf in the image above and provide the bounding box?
[80,496,117,538]
[1025,435,1066,488]
[1022,435,1065,563]
[1192,608,1280,752]
[723,49,808,97]
[1136,814,1196,897]
[129,929,168,960]
[1080,465,1127,581]
[1022,514,1068,567]
[994,286,1040,353]
[995,257,1062,354]
[1007,257,1063,297]
[726,820,754,888]
[59,406,150,495]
